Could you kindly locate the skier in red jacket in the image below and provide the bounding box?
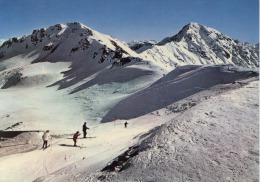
[73,131,80,146]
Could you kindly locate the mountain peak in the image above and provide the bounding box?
[186,22,201,28]
[158,22,225,45]
[141,22,259,69]
[65,22,92,30]
[157,22,201,45]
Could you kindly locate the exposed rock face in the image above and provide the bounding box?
[128,40,157,53]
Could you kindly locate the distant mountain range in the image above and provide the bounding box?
[0,22,258,121]
[0,22,258,73]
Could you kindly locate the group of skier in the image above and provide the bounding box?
[41,122,90,148]
[73,122,90,146]
[42,120,129,148]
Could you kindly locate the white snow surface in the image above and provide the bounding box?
[0,22,259,182]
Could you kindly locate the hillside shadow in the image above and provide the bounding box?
[59,144,78,147]
[101,65,258,122]
[66,137,96,139]
[45,54,144,92]
[70,66,154,94]
[47,58,111,91]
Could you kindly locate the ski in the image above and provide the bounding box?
[74,145,86,149]
[82,136,97,139]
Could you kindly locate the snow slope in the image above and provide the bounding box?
[0,65,258,182]
[100,80,259,182]
[0,59,161,132]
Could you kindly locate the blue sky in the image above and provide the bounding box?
[0,0,259,43]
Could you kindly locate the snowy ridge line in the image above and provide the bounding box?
[1,22,258,75]
[175,86,208,95]
[118,65,205,97]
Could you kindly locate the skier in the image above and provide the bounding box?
[124,121,129,128]
[73,131,80,146]
[82,122,90,138]
[42,130,51,149]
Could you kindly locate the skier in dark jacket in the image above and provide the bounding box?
[82,122,90,138]
[73,131,80,146]
[124,121,129,128]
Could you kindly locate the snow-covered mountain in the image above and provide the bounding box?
[0,22,156,89]
[0,22,259,182]
[0,22,162,131]
[0,22,167,90]
[0,22,136,63]
[139,22,259,71]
